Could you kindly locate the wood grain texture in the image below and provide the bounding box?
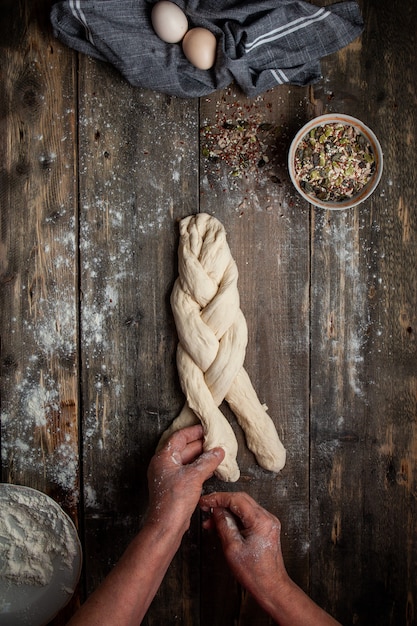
[0,0,79,514]
[76,54,200,621]
[309,1,417,623]
[0,1,80,621]
[1,0,417,625]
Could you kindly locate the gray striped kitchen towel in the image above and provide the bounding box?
[50,0,363,98]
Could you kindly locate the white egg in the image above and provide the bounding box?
[151,1,188,44]
[182,27,217,70]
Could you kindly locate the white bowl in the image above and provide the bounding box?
[0,484,82,626]
[288,113,383,210]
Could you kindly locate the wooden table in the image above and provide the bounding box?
[1,1,416,624]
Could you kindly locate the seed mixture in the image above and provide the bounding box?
[200,99,280,181]
[294,122,375,202]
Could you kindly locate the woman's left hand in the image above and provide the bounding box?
[146,424,225,534]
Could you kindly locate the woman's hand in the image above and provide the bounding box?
[67,426,225,626]
[200,491,341,626]
[199,491,288,600]
[146,424,225,534]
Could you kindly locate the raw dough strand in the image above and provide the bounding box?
[159,213,286,481]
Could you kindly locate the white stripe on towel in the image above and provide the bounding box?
[244,7,330,53]
[270,68,289,84]
[69,0,95,45]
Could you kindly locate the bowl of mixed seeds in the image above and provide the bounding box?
[288,114,383,209]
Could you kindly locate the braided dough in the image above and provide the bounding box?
[159,213,286,481]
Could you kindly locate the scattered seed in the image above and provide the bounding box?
[200,104,280,180]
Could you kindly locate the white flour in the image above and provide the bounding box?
[0,487,79,587]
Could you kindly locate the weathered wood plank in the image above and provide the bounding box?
[199,85,311,624]
[0,1,80,622]
[309,0,417,623]
[0,0,79,535]
[77,55,200,622]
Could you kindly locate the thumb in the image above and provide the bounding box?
[212,507,243,546]
[193,447,225,478]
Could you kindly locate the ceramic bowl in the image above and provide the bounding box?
[288,113,383,210]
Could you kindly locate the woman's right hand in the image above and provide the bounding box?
[200,491,341,626]
[199,491,289,601]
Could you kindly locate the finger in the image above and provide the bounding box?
[211,507,243,546]
[213,507,239,532]
[181,438,204,464]
[201,516,214,531]
[199,491,260,529]
[164,424,204,455]
[191,448,225,480]
[200,507,240,535]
